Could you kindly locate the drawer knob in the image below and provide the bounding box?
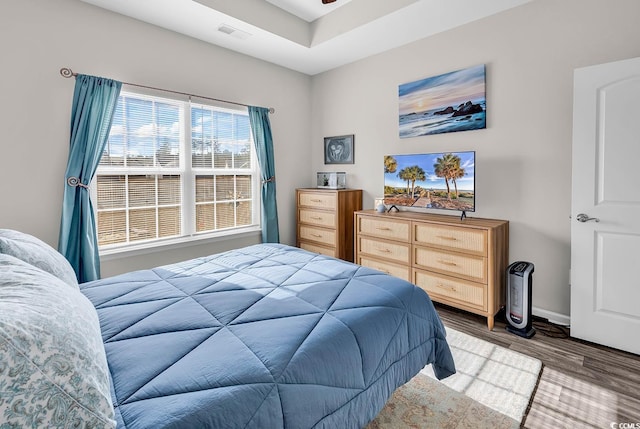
[377,248,391,253]
[376,227,392,231]
[311,233,323,238]
[438,259,458,266]
[310,199,322,203]
[310,216,322,220]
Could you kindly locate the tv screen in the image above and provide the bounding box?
[384,151,475,213]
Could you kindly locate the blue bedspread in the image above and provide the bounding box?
[80,244,455,429]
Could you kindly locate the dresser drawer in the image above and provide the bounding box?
[358,236,410,264]
[413,269,485,310]
[358,256,410,281]
[354,210,508,331]
[298,192,337,210]
[299,225,336,246]
[299,208,336,228]
[414,247,486,283]
[357,217,410,242]
[413,223,487,256]
[300,242,337,258]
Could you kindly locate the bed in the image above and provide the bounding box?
[0,230,455,429]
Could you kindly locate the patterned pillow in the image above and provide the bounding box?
[0,229,78,288]
[0,254,115,428]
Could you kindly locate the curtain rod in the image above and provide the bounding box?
[59,68,275,114]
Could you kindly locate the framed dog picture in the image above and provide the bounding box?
[324,134,354,164]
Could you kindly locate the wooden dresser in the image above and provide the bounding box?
[354,210,509,329]
[296,188,362,262]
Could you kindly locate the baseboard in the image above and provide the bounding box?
[532,306,570,327]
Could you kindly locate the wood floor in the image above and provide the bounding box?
[435,304,640,428]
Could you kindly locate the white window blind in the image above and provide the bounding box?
[94,91,260,250]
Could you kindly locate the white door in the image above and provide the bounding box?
[571,56,640,355]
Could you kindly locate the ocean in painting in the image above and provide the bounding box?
[399,64,486,138]
[399,99,486,138]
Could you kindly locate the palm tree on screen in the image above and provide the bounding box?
[403,165,426,199]
[434,153,462,200]
[384,156,397,174]
[450,163,465,199]
[397,167,411,195]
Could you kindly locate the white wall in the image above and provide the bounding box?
[310,0,640,319]
[0,0,311,277]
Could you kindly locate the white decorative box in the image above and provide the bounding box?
[316,172,346,189]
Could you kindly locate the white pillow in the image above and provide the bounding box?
[0,229,78,288]
[0,254,115,428]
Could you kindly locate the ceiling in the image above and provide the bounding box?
[80,0,532,76]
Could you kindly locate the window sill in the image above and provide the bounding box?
[99,226,262,261]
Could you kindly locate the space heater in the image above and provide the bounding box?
[506,261,535,338]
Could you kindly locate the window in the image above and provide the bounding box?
[94,91,260,250]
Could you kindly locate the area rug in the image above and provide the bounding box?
[367,326,542,428]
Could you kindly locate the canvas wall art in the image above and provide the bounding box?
[399,64,486,138]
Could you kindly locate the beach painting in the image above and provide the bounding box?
[399,64,486,138]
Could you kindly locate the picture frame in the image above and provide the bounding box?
[399,64,486,138]
[324,134,354,164]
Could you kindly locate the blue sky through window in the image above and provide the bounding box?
[103,94,251,164]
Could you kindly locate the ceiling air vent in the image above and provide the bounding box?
[217,24,251,40]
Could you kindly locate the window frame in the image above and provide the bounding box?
[92,90,262,256]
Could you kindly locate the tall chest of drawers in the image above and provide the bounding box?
[296,188,362,262]
[354,210,509,329]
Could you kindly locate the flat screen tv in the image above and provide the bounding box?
[384,151,475,217]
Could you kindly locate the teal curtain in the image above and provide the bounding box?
[248,106,279,243]
[58,74,122,283]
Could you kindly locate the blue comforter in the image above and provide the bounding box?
[80,244,455,429]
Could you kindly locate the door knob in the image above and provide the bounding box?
[576,213,599,223]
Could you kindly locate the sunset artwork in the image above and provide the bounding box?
[399,64,486,138]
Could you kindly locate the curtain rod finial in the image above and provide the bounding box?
[269,107,275,114]
[60,68,74,78]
